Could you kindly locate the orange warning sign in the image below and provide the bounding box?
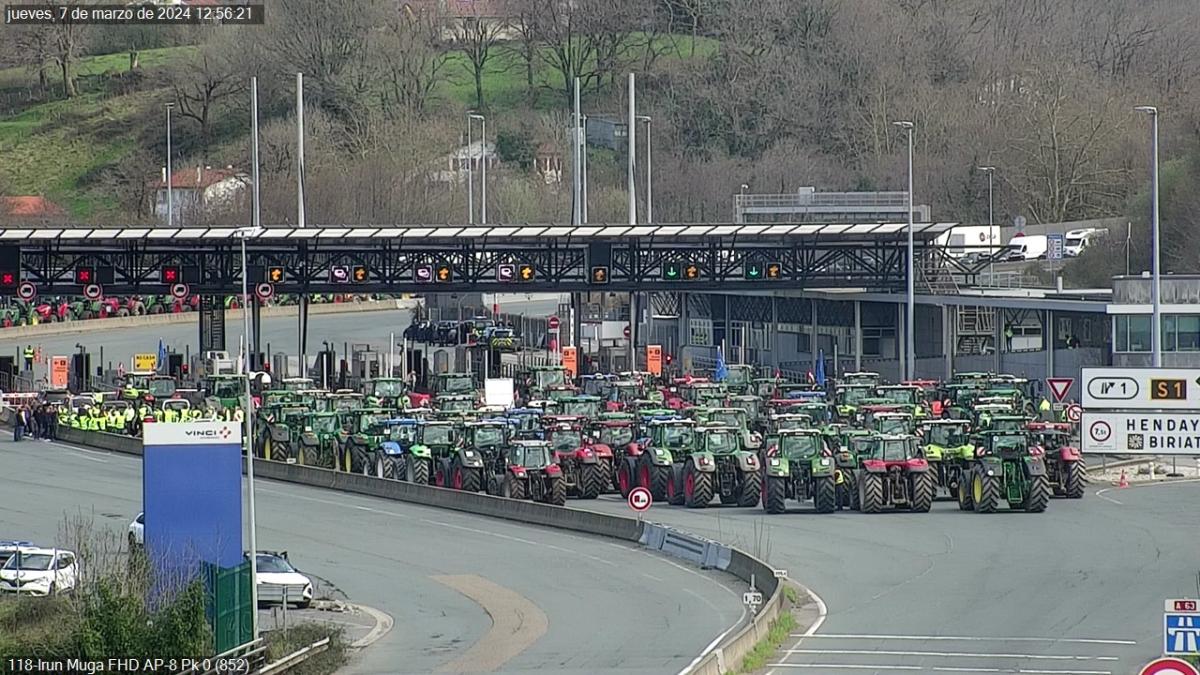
[563,346,578,378]
[647,344,663,376]
[50,356,69,389]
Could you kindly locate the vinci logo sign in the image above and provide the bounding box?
[146,421,240,446]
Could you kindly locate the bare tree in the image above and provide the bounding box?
[509,0,540,102]
[375,4,451,116]
[666,0,711,56]
[527,0,598,105]
[450,9,510,110]
[168,35,247,155]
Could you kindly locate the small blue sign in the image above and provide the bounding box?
[1165,613,1200,655]
[1047,233,1065,261]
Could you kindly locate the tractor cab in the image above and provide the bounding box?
[875,385,922,407]
[281,377,315,392]
[380,418,421,445]
[433,372,475,397]
[590,417,636,449]
[580,374,616,399]
[435,393,477,414]
[464,419,510,454]
[869,411,915,436]
[724,364,757,393]
[503,440,556,471]
[558,395,602,420]
[753,377,780,399]
[362,378,408,406]
[863,434,924,464]
[204,375,245,408]
[770,428,828,459]
[841,371,881,388]
[727,394,761,422]
[835,384,873,418]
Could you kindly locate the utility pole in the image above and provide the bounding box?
[893,120,915,380]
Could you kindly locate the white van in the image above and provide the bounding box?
[1064,228,1105,257]
[1006,234,1047,261]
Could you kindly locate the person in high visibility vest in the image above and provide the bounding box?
[163,407,178,423]
[1038,397,1052,421]
[22,345,34,371]
[233,408,244,422]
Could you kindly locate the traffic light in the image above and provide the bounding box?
[591,265,609,284]
[266,266,285,283]
[436,265,453,283]
[161,265,181,284]
[74,266,94,284]
[684,263,701,280]
[518,264,535,282]
[766,261,783,279]
[353,265,368,283]
[665,353,673,366]
[662,261,681,281]
[744,262,764,280]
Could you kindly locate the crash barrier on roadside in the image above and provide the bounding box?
[15,419,786,675]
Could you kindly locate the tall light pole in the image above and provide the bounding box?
[581,114,589,223]
[627,73,637,226]
[893,120,915,380]
[296,74,309,380]
[466,110,475,224]
[234,222,264,639]
[165,103,174,226]
[469,113,487,225]
[977,166,995,282]
[1135,105,1162,366]
[637,115,652,224]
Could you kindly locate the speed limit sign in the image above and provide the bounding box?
[16,282,35,301]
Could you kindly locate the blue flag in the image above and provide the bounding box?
[157,339,167,374]
[815,349,826,386]
[714,346,729,382]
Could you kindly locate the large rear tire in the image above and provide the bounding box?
[957,468,974,511]
[763,475,787,514]
[502,473,526,500]
[377,455,393,479]
[1024,474,1051,513]
[1064,461,1085,499]
[684,461,714,509]
[578,462,602,499]
[813,475,837,513]
[666,464,685,506]
[859,472,883,514]
[547,476,567,506]
[410,457,431,485]
[350,444,370,474]
[973,470,999,514]
[910,471,934,513]
[737,467,761,507]
[639,455,670,501]
[617,458,635,498]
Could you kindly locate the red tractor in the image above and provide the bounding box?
[589,416,639,495]
[1027,422,1085,498]
[485,440,566,505]
[544,419,611,499]
[32,298,71,322]
[853,434,935,514]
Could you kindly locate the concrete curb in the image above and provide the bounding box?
[25,422,786,675]
[0,298,418,341]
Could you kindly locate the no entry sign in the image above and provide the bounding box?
[628,486,652,512]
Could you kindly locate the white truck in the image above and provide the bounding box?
[1006,233,1047,261]
[1064,228,1106,257]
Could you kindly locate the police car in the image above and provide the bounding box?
[0,546,78,596]
[254,551,313,609]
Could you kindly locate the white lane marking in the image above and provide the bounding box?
[787,634,1136,645]
[677,617,743,675]
[767,665,1111,674]
[37,440,111,462]
[641,572,664,582]
[802,584,827,636]
[1096,477,1200,505]
[782,649,1118,661]
[682,587,725,615]
[1093,488,1122,505]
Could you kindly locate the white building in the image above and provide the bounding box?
[149,166,248,225]
[432,141,498,184]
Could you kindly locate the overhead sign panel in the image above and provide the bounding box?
[1082,412,1200,455]
[1082,368,1200,410]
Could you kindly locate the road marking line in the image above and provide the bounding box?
[767,664,1111,674]
[641,572,664,582]
[786,634,1136,645]
[801,584,827,636]
[1093,488,1123,505]
[349,603,394,649]
[431,574,548,673]
[782,648,1117,661]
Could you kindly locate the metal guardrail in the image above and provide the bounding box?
[178,638,267,675]
[736,192,910,209]
[257,637,331,675]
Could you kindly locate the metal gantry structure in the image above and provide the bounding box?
[4,221,967,296]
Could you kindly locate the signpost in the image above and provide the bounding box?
[647,345,663,376]
[627,486,652,512]
[562,345,577,377]
[1082,412,1200,454]
[254,283,274,301]
[133,353,158,371]
[497,264,515,282]
[170,283,189,299]
[548,316,560,331]
[50,356,68,389]
[1046,377,1074,402]
[83,283,102,300]
[1066,404,1082,424]
[1082,368,1200,410]
[1164,600,1200,657]
[16,281,35,301]
[1140,658,1200,675]
[1047,233,1065,261]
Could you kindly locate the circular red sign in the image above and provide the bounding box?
[1139,657,1200,675]
[83,283,102,300]
[170,283,189,299]
[624,325,631,338]
[1066,404,1082,423]
[16,281,35,301]
[548,316,560,330]
[628,486,652,512]
[255,282,274,300]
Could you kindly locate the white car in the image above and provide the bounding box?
[128,513,144,548]
[254,551,313,609]
[0,540,35,567]
[0,547,78,596]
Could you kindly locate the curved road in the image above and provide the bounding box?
[581,481,1199,674]
[0,436,745,674]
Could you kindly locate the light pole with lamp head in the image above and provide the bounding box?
[233,223,264,637]
[165,103,174,226]
[637,115,652,223]
[977,166,995,282]
[893,120,915,380]
[1135,105,1162,367]
[468,113,487,225]
[465,111,476,224]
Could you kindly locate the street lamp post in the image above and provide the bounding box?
[468,113,487,225]
[466,111,475,224]
[977,166,995,283]
[893,120,915,380]
[234,224,264,638]
[1135,105,1162,367]
[637,115,652,224]
[165,103,174,226]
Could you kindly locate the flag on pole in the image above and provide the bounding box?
[815,349,826,386]
[714,346,729,382]
[157,339,167,374]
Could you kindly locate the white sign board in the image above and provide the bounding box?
[1082,368,1200,410]
[484,378,515,408]
[1082,412,1200,455]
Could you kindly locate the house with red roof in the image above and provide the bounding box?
[147,166,248,225]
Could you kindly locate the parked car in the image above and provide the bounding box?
[0,547,78,596]
[254,551,313,608]
[128,512,144,548]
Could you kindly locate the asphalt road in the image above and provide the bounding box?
[0,437,746,675]
[579,480,1199,675]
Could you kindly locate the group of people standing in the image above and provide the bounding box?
[13,403,56,442]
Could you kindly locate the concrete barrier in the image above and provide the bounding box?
[33,423,790,673]
[0,298,417,341]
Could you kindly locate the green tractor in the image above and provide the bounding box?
[854,434,935,514]
[521,365,571,400]
[874,385,927,419]
[634,419,695,501]
[433,371,476,397]
[667,426,761,509]
[723,364,757,395]
[256,404,306,461]
[841,371,881,388]
[727,394,762,423]
[295,411,344,469]
[418,420,485,491]
[919,419,974,499]
[558,395,603,420]
[686,407,762,452]
[435,393,476,414]
[339,408,391,474]
[362,377,409,409]
[373,419,432,484]
[762,429,837,514]
[834,384,873,421]
[462,420,511,473]
[203,374,245,409]
[958,431,1050,514]
[868,411,916,436]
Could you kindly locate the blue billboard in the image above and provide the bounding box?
[143,422,243,594]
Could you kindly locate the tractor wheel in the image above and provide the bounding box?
[1064,461,1085,499]
[434,459,449,487]
[666,465,685,506]
[578,462,602,499]
[460,467,482,493]
[117,308,130,318]
[486,474,499,496]
[683,460,713,509]
[350,444,370,474]
[617,458,635,498]
[377,455,392,479]
[598,457,614,493]
[957,470,974,510]
[410,457,431,485]
[1024,474,1051,513]
[639,455,670,501]
[737,467,762,507]
[910,472,935,513]
[972,470,999,514]
[813,475,837,513]
[859,472,883,514]
[763,475,787,514]
[501,473,526,500]
[547,477,567,506]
